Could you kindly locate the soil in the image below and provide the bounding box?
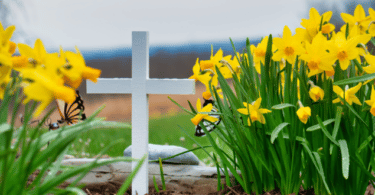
[27,170,375,195]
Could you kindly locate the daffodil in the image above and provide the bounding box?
[0,65,12,99]
[237,97,271,126]
[333,82,362,105]
[251,36,274,73]
[326,32,360,70]
[17,39,49,69]
[61,46,101,88]
[20,55,76,118]
[189,58,211,84]
[368,8,375,36]
[363,54,375,74]
[300,32,335,77]
[365,86,375,116]
[308,81,324,102]
[0,22,15,67]
[0,22,15,52]
[200,47,224,71]
[341,4,371,35]
[296,8,334,43]
[216,55,235,79]
[339,24,371,62]
[225,53,243,79]
[296,101,311,124]
[191,98,219,126]
[273,26,305,65]
[201,74,223,100]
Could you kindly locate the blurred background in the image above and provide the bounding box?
[2,0,374,123]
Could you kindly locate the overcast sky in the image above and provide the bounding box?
[6,0,342,50]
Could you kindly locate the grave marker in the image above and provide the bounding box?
[86,31,195,195]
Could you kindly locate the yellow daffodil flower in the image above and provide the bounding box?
[189,58,211,84]
[296,101,311,124]
[297,8,334,43]
[20,64,76,118]
[332,82,362,105]
[201,75,223,100]
[200,47,224,71]
[0,65,12,99]
[363,54,375,74]
[308,81,324,102]
[0,22,15,51]
[273,26,305,65]
[0,23,15,68]
[300,32,335,77]
[191,98,219,126]
[365,86,375,116]
[341,4,371,35]
[225,53,243,79]
[217,55,235,79]
[61,46,101,88]
[237,97,271,126]
[251,36,274,73]
[368,8,375,36]
[17,39,50,69]
[326,32,360,70]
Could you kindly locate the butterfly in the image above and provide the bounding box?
[48,90,86,130]
[19,90,87,130]
[195,99,221,137]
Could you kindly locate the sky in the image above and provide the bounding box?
[4,0,314,50]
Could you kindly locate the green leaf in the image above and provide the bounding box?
[330,107,343,154]
[306,119,335,132]
[338,140,349,179]
[0,123,11,134]
[159,158,166,191]
[168,96,195,116]
[333,73,375,85]
[116,155,147,195]
[312,152,331,194]
[270,122,289,144]
[271,103,296,110]
[316,116,338,145]
[153,176,160,193]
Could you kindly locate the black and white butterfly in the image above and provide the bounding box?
[49,90,86,130]
[195,99,221,137]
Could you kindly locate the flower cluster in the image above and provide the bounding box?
[0,22,101,117]
[189,5,375,125]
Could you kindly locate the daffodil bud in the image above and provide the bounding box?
[308,81,324,102]
[296,101,311,124]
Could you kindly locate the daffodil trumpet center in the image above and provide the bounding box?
[307,60,319,71]
[284,46,295,56]
[337,50,348,61]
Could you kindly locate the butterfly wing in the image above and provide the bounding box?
[64,90,86,125]
[195,99,221,137]
[53,90,86,126]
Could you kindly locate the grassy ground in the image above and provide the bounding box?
[67,112,221,166]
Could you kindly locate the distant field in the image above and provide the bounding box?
[68,112,222,166]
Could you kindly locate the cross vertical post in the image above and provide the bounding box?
[131,31,149,194]
[86,31,195,195]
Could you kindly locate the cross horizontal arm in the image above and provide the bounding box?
[146,79,195,94]
[86,78,132,94]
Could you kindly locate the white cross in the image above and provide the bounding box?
[86,31,195,195]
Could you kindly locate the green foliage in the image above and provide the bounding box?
[0,77,143,195]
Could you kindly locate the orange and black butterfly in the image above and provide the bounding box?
[48,90,86,130]
[20,90,86,130]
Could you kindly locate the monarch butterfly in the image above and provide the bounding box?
[195,99,221,137]
[48,90,86,130]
